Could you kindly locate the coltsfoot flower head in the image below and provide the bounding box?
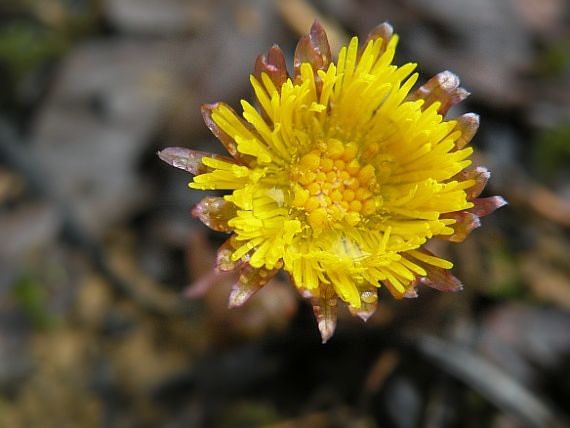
[159,21,506,342]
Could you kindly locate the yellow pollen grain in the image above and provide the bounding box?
[346,159,360,175]
[331,205,343,220]
[347,177,360,190]
[362,199,376,216]
[321,158,334,172]
[292,188,309,207]
[316,171,327,182]
[340,171,350,181]
[308,182,321,195]
[308,207,328,227]
[326,171,337,182]
[305,196,320,211]
[321,182,333,193]
[355,188,371,200]
[343,142,358,162]
[328,139,345,159]
[300,152,321,169]
[343,189,355,202]
[346,211,361,226]
[331,190,343,202]
[358,164,375,184]
[334,159,345,170]
[299,171,316,185]
[349,200,362,212]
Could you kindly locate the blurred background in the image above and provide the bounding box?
[1,0,569,427]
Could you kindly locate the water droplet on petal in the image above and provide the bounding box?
[361,289,377,304]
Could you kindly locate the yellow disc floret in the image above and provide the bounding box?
[290,139,382,229]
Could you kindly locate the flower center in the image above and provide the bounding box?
[290,138,382,228]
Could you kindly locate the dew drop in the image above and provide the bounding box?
[361,290,377,304]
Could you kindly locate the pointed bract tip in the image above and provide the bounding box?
[470,196,508,217]
[200,102,217,112]
[348,288,378,322]
[475,166,491,179]
[438,70,461,88]
[255,45,289,88]
[157,147,177,164]
[462,112,480,123]
[349,302,378,322]
[312,285,338,343]
[228,291,245,308]
[192,196,236,233]
[216,238,239,272]
[228,281,257,308]
[372,21,393,31]
[410,70,470,115]
[403,288,419,298]
[294,19,332,77]
[365,22,394,45]
[310,19,324,32]
[495,196,508,208]
[200,103,219,124]
[158,147,198,173]
[319,321,336,344]
[454,113,480,149]
[356,309,376,323]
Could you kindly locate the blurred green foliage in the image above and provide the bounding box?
[537,42,570,78]
[0,22,65,79]
[0,0,100,114]
[486,247,526,300]
[534,125,570,180]
[11,274,57,330]
[219,402,280,428]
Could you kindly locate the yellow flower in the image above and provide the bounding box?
[159,22,505,342]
